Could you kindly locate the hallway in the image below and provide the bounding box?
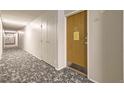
[0,48,91,83]
[0,10,123,83]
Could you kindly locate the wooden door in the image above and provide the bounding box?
[67,11,87,69]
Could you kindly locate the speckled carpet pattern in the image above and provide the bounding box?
[0,48,92,83]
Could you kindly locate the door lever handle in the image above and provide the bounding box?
[85,37,87,39]
[84,42,87,45]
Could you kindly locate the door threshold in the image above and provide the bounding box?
[68,66,87,77]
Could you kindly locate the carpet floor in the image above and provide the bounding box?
[0,48,92,83]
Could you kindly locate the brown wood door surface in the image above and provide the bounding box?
[67,11,87,67]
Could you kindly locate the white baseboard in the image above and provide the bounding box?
[22,48,57,69]
[88,78,99,83]
[55,65,67,70]
[23,49,42,60]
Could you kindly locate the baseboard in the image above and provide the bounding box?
[23,49,42,60]
[22,48,57,69]
[22,48,67,71]
[55,65,67,70]
[69,63,87,75]
[88,78,99,83]
[68,66,87,77]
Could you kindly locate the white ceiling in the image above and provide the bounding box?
[1,10,48,31]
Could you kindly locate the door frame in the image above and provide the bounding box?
[65,10,88,75]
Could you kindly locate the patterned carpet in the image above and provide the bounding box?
[0,48,92,83]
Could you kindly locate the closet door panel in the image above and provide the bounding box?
[46,14,57,67]
[41,15,48,62]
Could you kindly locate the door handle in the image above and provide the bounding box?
[84,42,87,45]
[81,41,87,45]
[85,37,87,39]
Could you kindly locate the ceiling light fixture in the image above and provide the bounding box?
[3,19,27,26]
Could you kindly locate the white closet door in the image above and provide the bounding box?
[41,12,57,67]
[46,13,57,67]
[41,15,47,62]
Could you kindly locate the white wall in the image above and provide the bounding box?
[22,16,42,60]
[56,10,66,70]
[19,11,67,70]
[64,10,75,15]
[123,11,124,81]
[88,10,123,83]
[19,11,58,68]
[18,31,24,49]
[0,12,3,60]
[44,11,58,67]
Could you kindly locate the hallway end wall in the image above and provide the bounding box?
[4,30,18,48]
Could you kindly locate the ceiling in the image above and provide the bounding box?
[1,10,48,31]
